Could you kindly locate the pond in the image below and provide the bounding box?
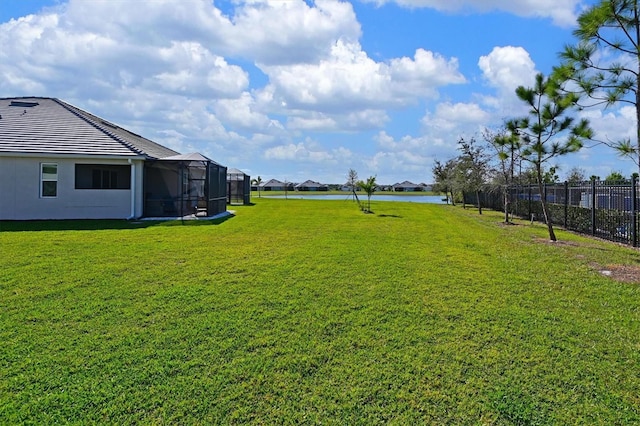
[263,194,448,204]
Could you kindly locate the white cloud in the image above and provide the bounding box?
[0,0,452,139]
[368,150,434,183]
[343,109,389,130]
[422,102,491,132]
[478,46,537,92]
[213,92,284,132]
[230,0,361,65]
[151,43,249,98]
[361,0,581,27]
[261,41,466,112]
[264,140,348,163]
[374,102,496,182]
[0,6,249,100]
[287,114,339,131]
[286,109,389,132]
[63,0,234,49]
[375,131,428,151]
[580,106,636,147]
[57,0,360,66]
[477,46,538,117]
[374,130,455,166]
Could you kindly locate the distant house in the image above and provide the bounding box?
[295,180,328,191]
[420,183,433,192]
[392,181,423,192]
[341,183,360,192]
[261,179,294,191]
[0,97,227,220]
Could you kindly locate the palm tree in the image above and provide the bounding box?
[251,176,263,198]
[357,175,377,213]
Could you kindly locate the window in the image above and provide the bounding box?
[75,164,131,189]
[40,163,58,198]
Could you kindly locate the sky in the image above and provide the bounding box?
[0,0,637,184]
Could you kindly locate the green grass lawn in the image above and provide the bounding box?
[1,198,639,424]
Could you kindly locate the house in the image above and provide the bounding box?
[260,179,293,191]
[295,180,328,191]
[392,181,423,192]
[341,185,361,192]
[0,97,227,220]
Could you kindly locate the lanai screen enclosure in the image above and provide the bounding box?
[144,153,227,217]
[227,168,251,205]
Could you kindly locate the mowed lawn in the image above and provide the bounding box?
[1,198,639,424]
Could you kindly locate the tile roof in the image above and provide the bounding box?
[261,178,285,187]
[296,180,327,187]
[393,180,420,187]
[0,97,179,159]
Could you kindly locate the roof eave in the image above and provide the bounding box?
[0,151,147,160]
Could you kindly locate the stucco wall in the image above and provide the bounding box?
[0,156,143,220]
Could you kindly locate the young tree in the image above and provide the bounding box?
[346,168,359,201]
[456,136,492,214]
[542,165,560,184]
[508,73,593,241]
[605,171,626,181]
[566,166,587,184]
[432,158,458,205]
[486,127,522,222]
[251,176,263,198]
[518,165,539,185]
[555,0,640,171]
[357,176,377,213]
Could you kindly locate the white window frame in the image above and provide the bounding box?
[40,163,58,198]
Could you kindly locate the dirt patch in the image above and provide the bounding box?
[499,220,640,283]
[530,237,640,283]
[596,264,640,284]
[497,221,519,227]
[531,237,582,247]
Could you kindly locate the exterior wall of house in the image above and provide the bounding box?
[393,186,421,192]
[296,186,328,191]
[0,156,143,220]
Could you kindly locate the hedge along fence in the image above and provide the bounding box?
[467,177,640,247]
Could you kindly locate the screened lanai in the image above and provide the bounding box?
[227,168,251,205]
[143,153,227,217]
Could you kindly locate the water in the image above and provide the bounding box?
[263,194,448,204]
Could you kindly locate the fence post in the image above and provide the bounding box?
[528,184,532,219]
[633,176,638,247]
[591,178,596,236]
[564,181,568,229]
[543,183,548,223]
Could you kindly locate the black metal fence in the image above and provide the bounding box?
[471,178,640,247]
